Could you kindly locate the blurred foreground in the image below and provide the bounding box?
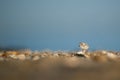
[0,50,120,80]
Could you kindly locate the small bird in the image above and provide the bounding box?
[79,42,89,53]
[75,42,89,58]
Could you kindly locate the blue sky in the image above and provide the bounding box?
[0,0,120,51]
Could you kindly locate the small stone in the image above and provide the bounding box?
[53,53,59,57]
[32,56,40,61]
[0,57,4,61]
[107,53,117,59]
[17,54,26,60]
[9,54,18,59]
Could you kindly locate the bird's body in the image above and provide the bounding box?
[79,42,89,53]
[79,42,89,50]
[75,42,89,58]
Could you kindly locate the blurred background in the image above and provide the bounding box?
[0,0,120,51]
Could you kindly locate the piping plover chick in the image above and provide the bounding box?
[79,42,89,53]
[75,42,90,58]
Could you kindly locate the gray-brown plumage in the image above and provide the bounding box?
[79,42,89,53]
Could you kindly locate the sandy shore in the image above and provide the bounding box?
[0,50,120,80]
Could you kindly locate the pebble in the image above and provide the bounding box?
[17,54,26,60]
[32,56,40,61]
